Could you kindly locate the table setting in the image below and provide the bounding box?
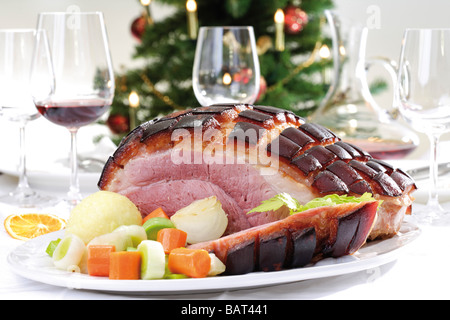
[1,1,450,301]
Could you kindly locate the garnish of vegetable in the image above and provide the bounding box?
[170,196,228,244]
[109,251,141,280]
[164,273,189,279]
[87,229,133,251]
[143,207,169,223]
[208,253,226,276]
[87,245,115,277]
[247,192,378,215]
[143,217,176,240]
[137,240,166,280]
[45,238,61,257]
[52,234,85,271]
[157,228,188,254]
[112,225,147,247]
[168,248,211,278]
[163,256,188,279]
[247,193,301,215]
[295,193,378,213]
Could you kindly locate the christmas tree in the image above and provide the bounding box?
[107,0,335,137]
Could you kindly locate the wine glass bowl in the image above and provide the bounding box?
[192,26,260,106]
[34,100,111,129]
[0,29,53,207]
[0,30,41,123]
[30,12,114,206]
[397,28,450,225]
[32,12,114,130]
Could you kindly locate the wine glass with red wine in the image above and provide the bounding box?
[30,12,115,206]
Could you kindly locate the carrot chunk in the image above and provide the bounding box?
[157,228,187,254]
[109,251,141,280]
[143,207,169,223]
[168,248,211,278]
[87,245,115,277]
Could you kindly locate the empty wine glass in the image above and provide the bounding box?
[0,29,53,207]
[192,26,260,106]
[30,12,115,207]
[396,28,450,225]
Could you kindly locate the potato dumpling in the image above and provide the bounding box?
[66,191,142,244]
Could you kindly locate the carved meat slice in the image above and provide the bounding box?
[98,104,416,240]
[188,201,378,275]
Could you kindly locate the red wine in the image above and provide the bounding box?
[345,139,417,160]
[36,100,110,128]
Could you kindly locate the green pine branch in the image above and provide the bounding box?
[110,0,369,139]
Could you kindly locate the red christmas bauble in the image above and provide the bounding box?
[233,68,253,85]
[107,114,130,135]
[284,5,308,35]
[131,15,148,41]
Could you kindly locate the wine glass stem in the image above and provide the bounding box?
[16,122,31,194]
[68,128,81,205]
[427,132,442,211]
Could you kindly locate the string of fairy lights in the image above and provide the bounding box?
[136,0,289,47]
[125,0,331,126]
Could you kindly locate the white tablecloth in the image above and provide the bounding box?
[1,170,449,301]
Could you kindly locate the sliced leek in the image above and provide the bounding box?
[52,234,85,270]
[87,229,133,251]
[112,225,147,247]
[138,240,166,280]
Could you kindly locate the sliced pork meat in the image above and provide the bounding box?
[98,103,416,240]
[188,201,378,275]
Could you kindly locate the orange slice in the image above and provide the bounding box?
[4,213,66,240]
